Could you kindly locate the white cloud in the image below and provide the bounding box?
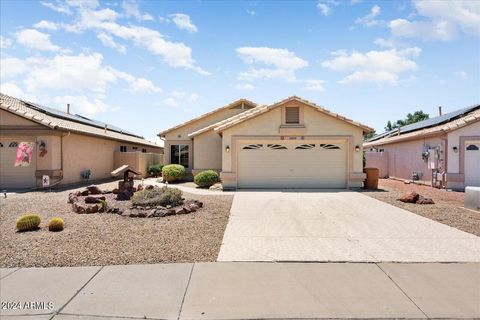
[122,0,153,21]
[16,29,60,51]
[40,1,73,15]
[454,70,467,79]
[0,82,36,101]
[0,36,13,49]
[321,47,421,85]
[146,136,164,147]
[355,5,383,27]
[129,78,161,93]
[169,13,198,33]
[55,4,208,74]
[374,37,401,48]
[317,0,340,16]
[388,0,480,41]
[97,32,126,53]
[236,47,308,82]
[34,20,59,30]
[304,79,326,91]
[53,95,111,116]
[235,83,255,91]
[0,57,28,78]
[246,9,256,16]
[163,91,199,107]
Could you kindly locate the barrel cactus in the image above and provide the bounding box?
[48,217,64,232]
[16,214,41,232]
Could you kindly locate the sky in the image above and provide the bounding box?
[1,0,479,146]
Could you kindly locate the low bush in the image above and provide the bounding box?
[16,214,41,232]
[147,164,163,177]
[194,170,220,188]
[131,187,183,207]
[162,164,185,183]
[48,217,64,232]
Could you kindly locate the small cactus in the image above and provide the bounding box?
[16,214,41,232]
[48,217,64,232]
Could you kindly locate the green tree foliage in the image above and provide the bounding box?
[363,130,376,141]
[385,111,429,131]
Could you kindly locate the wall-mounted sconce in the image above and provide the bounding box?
[453,146,458,153]
[355,145,360,152]
[226,145,230,153]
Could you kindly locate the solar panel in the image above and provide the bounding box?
[367,104,480,142]
[24,100,142,138]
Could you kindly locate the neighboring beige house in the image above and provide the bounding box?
[159,96,373,189]
[0,93,163,189]
[364,105,480,190]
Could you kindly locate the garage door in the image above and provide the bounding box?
[237,141,347,188]
[465,141,480,187]
[0,138,36,189]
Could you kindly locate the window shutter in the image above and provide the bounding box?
[285,107,300,124]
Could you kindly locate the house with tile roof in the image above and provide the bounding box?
[364,104,480,190]
[159,96,373,189]
[0,93,163,189]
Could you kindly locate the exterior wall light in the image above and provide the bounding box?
[355,145,361,152]
[226,145,230,153]
[453,146,458,153]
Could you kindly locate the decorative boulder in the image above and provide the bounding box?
[68,193,78,204]
[85,195,106,204]
[175,207,186,215]
[85,204,99,214]
[73,202,86,213]
[398,192,419,203]
[80,190,90,196]
[416,196,435,204]
[87,185,102,195]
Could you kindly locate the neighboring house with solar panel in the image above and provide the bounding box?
[0,93,163,189]
[364,105,480,190]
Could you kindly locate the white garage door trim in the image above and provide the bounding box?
[464,140,480,187]
[237,139,348,189]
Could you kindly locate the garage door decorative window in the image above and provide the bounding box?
[9,141,18,148]
[296,144,315,150]
[243,144,263,150]
[466,144,479,151]
[267,144,287,150]
[320,144,341,150]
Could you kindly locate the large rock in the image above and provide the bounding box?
[80,190,90,196]
[85,204,99,214]
[72,202,86,213]
[116,190,133,201]
[398,192,419,203]
[85,195,106,204]
[209,183,223,191]
[87,185,102,195]
[416,196,435,204]
[68,193,78,204]
[175,207,186,215]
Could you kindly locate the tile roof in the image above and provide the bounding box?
[1,93,162,148]
[364,106,480,147]
[158,98,257,136]
[212,96,374,134]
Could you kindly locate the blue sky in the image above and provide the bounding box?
[1,0,479,145]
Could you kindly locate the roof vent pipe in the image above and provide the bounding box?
[67,103,70,114]
[438,106,442,116]
[104,124,107,134]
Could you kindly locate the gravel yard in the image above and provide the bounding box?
[0,180,233,268]
[361,179,480,237]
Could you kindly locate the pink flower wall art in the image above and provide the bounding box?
[14,142,34,167]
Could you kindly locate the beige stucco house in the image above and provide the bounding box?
[0,93,163,189]
[364,105,480,190]
[159,96,373,189]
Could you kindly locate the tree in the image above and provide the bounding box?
[385,111,429,131]
[363,130,376,141]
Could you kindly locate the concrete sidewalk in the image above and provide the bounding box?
[1,262,479,319]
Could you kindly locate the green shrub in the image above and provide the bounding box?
[147,164,163,177]
[16,214,41,232]
[48,217,64,232]
[194,170,220,188]
[131,187,183,207]
[162,164,185,182]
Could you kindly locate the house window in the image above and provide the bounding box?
[319,143,341,150]
[142,148,147,153]
[242,144,263,150]
[296,144,315,150]
[120,145,127,152]
[132,146,138,150]
[0,142,3,148]
[267,144,287,150]
[285,107,300,124]
[170,144,189,168]
[9,141,18,148]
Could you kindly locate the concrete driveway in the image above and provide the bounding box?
[218,191,480,262]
